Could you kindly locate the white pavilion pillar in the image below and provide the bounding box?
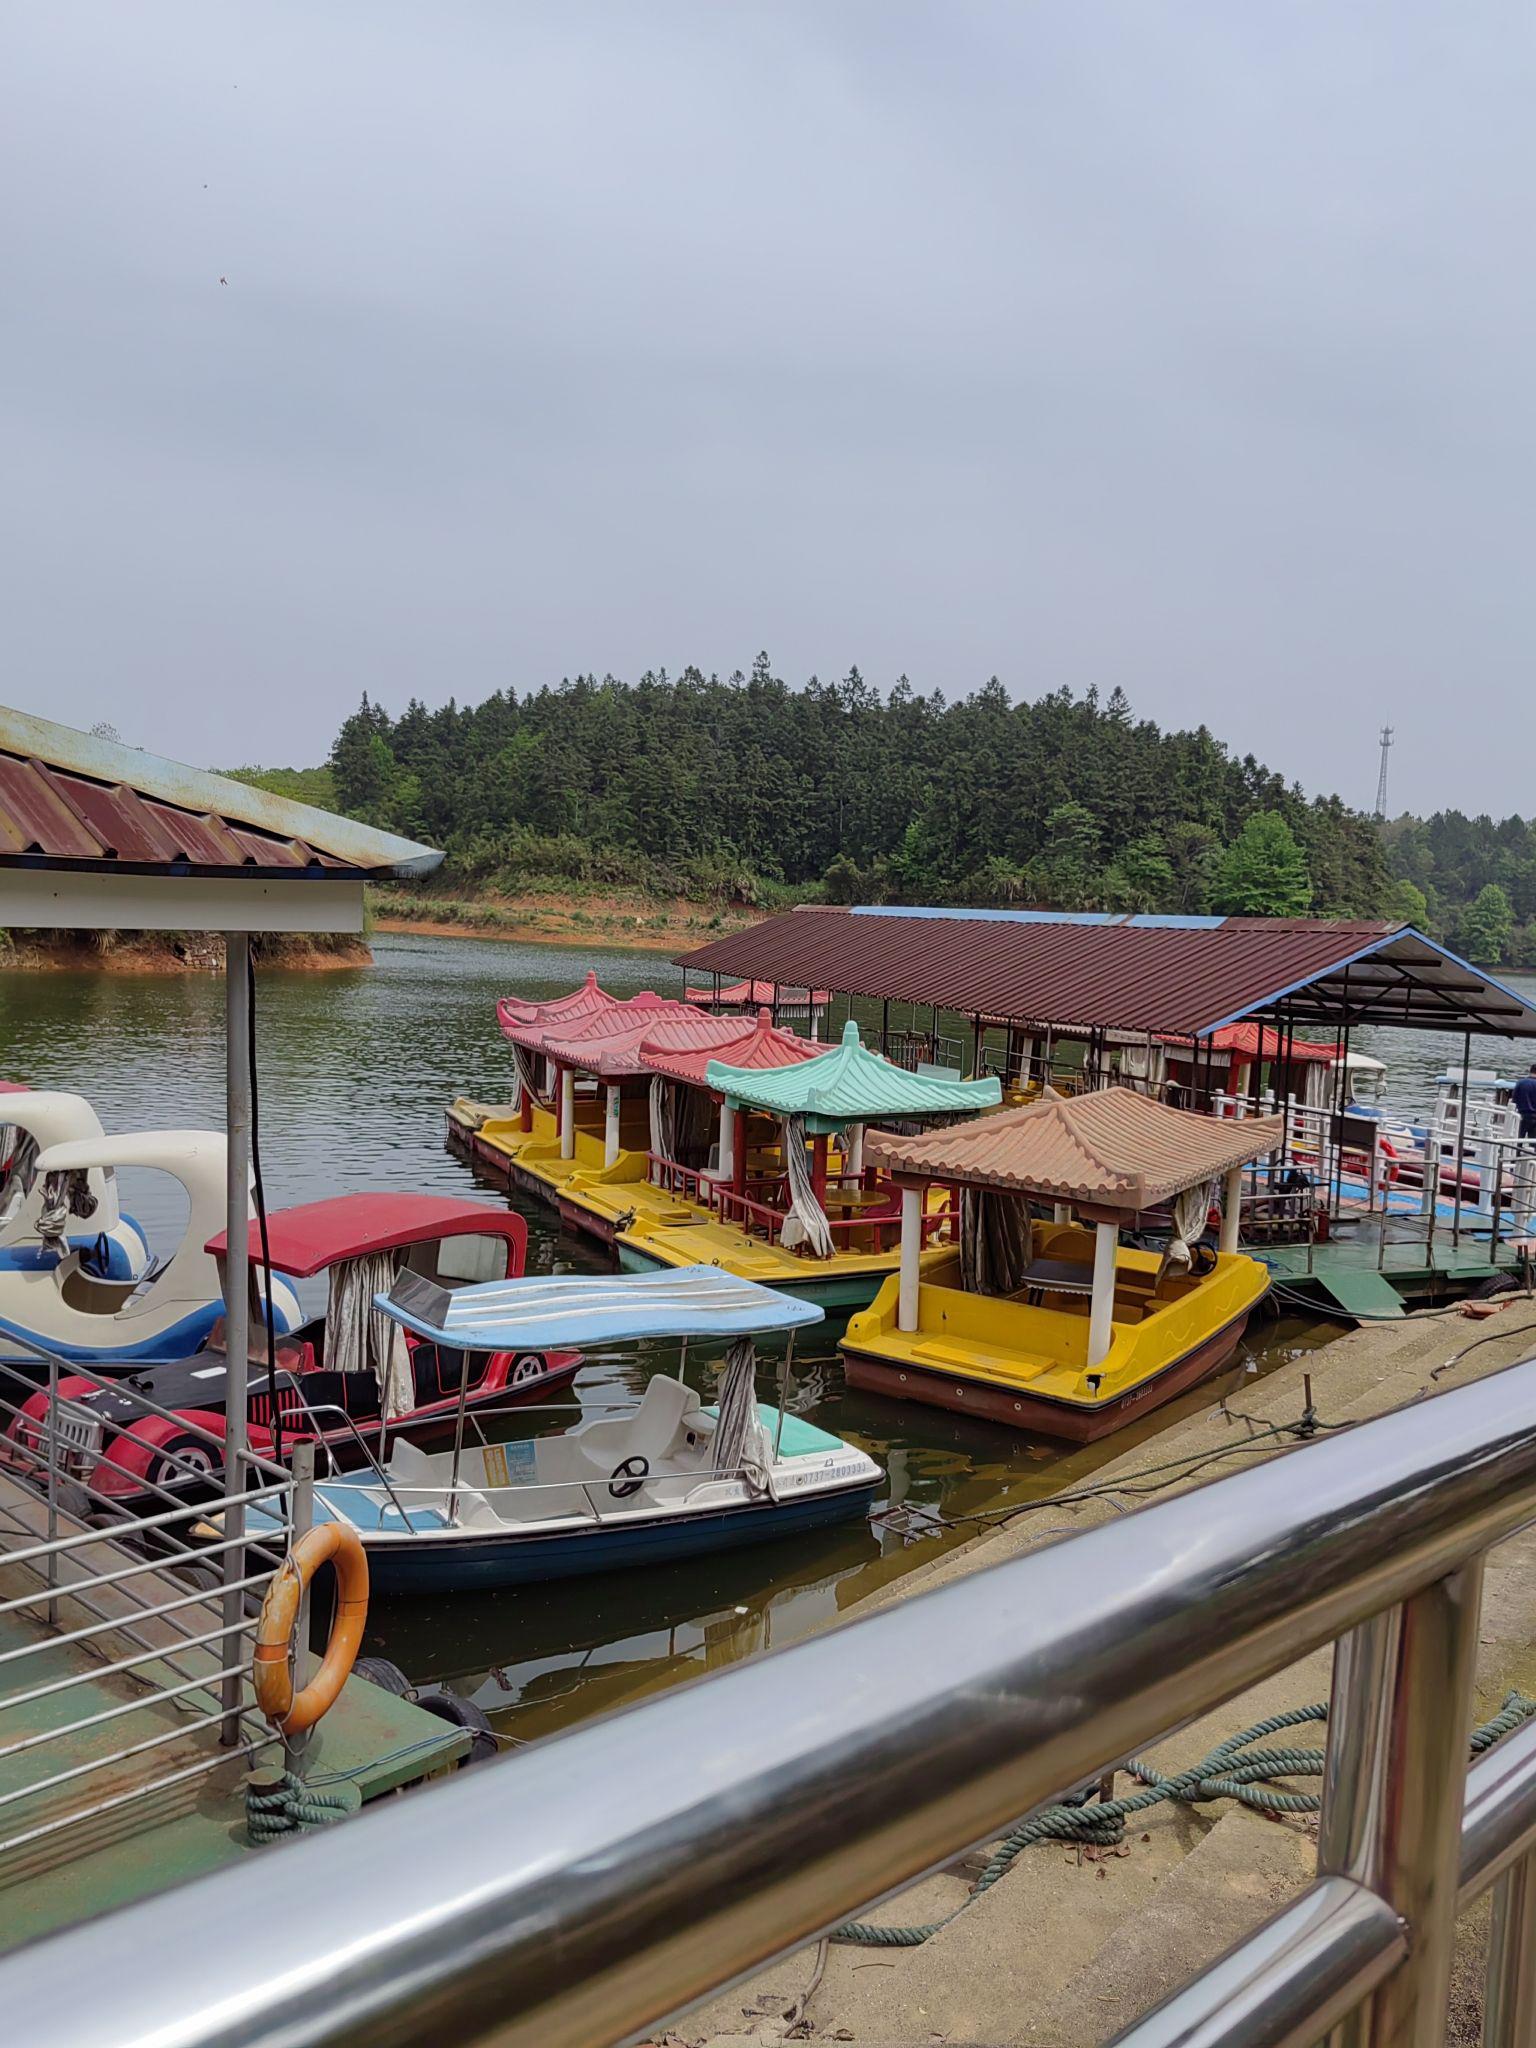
[1087,1221,1118,1369]
[559,1068,575,1160]
[897,1186,922,1333]
[847,1124,865,1178]
[1220,1162,1244,1255]
[717,1100,735,1182]
[604,1084,621,1168]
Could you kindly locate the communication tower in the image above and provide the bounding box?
[1374,725,1394,820]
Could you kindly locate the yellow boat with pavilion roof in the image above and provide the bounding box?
[615,1020,1000,1307]
[841,1087,1280,1437]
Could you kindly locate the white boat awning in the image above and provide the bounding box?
[377,1265,825,1350]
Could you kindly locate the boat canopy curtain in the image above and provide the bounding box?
[711,1336,770,1483]
[649,1077,714,1168]
[1302,1062,1331,1111]
[1167,1179,1215,1270]
[0,1132,39,1230]
[958,1187,1033,1297]
[1116,1039,1168,1097]
[510,1042,552,1112]
[36,1168,95,1253]
[778,1114,834,1258]
[327,1251,413,1419]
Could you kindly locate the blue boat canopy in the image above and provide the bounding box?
[376,1264,825,1350]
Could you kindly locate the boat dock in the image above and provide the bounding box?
[0,1451,468,1957]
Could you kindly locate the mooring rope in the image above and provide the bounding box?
[245,1769,361,1842]
[834,1691,1536,1947]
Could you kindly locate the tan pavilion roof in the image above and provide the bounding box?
[864,1087,1284,1211]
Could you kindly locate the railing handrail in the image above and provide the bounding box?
[15,1357,1536,2047]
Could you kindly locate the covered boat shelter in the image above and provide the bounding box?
[680,907,1536,1315]
[865,1087,1282,1369]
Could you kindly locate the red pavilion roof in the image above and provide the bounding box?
[641,1007,820,1088]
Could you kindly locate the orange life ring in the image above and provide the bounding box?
[252,1521,369,1736]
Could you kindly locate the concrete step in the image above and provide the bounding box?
[1017,1807,1316,2047]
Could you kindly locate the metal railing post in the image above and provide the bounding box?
[1332,1564,1486,2048]
[1484,1851,1536,2048]
[220,930,252,1745]
[45,1350,60,1628]
[284,1441,316,1779]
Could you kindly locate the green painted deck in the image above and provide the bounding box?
[1257,1220,1522,1319]
[0,1474,468,1958]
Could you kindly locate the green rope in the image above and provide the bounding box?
[835,1691,1536,1947]
[246,1769,362,1843]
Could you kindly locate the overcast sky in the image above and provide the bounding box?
[3,4,1530,817]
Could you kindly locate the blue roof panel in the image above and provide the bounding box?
[377,1264,824,1350]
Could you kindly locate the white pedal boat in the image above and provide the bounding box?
[0,1130,298,1365]
[251,1266,880,1593]
[0,1091,151,1280]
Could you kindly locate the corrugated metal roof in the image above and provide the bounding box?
[865,1088,1285,1209]
[705,1019,1002,1129]
[640,1008,820,1087]
[0,704,441,879]
[676,909,1536,1039]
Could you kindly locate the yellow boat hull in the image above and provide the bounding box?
[841,1233,1271,1440]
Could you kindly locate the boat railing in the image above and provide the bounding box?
[0,1339,296,1879]
[331,1460,784,1529]
[21,1350,1536,2047]
[644,1152,711,1203]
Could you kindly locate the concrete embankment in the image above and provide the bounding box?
[680,1296,1536,2048]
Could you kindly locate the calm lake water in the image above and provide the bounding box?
[2,934,1523,1738]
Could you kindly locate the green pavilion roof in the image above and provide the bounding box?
[704,1019,1001,1133]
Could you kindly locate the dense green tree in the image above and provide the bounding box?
[1457,883,1514,964]
[1212,813,1313,917]
[1390,878,1429,928]
[323,664,1397,923]
[1103,835,1176,914]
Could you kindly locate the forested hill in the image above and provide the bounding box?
[325,658,1398,927]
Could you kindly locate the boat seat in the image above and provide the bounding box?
[565,1374,698,1475]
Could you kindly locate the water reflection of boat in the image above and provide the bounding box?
[843,1089,1280,1440]
[261,1268,880,1593]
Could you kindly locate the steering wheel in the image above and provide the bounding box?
[608,1454,650,1500]
[1190,1240,1219,1276]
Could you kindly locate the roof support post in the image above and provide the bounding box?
[220,932,251,1746]
[732,1108,747,1196]
[1220,1162,1243,1256]
[1088,1221,1118,1370]
[1452,1030,1471,1250]
[897,1187,922,1333]
[717,1100,734,1187]
[604,1084,622,1170]
[560,1068,576,1161]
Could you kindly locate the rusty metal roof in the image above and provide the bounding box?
[0,704,440,879]
[865,1087,1285,1209]
[676,908,1536,1040]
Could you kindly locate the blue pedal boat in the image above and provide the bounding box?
[253,1266,881,1594]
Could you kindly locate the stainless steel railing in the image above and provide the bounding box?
[0,1338,295,1873]
[12,1355,1536,2046]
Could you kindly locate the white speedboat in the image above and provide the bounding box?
[252,1267,880,1592]
[0,1130,299,1364]
[0,1090,151,1280]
